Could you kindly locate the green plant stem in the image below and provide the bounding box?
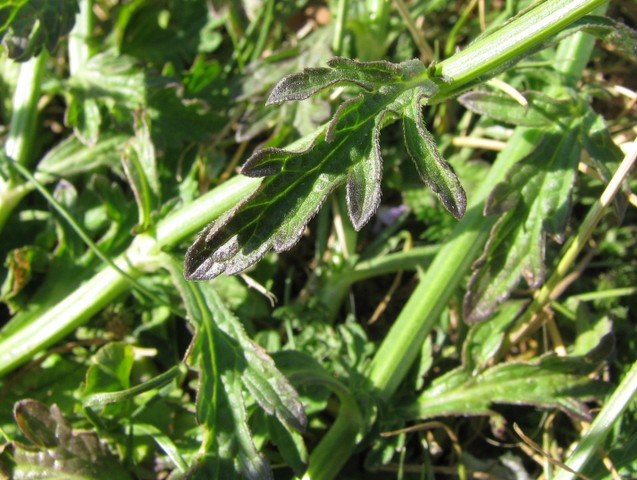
[554,359,637,480]
[0,256,131,376]
[84,363,188,407]
[434,0,606,98]
[316,244,439,318]
[368,126,540,398]
[0,53,46,230]
[0,176,260,376]
[348,245,439,283]
[303,394,363,480]
[569,287,637,302]
[334,191,357,259]
[4,54,46,167]
[68,0,93,74]
[332,0,348,55]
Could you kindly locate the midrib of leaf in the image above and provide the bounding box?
[250,84,404,202]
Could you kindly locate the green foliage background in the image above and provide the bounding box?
[0,1,636,479]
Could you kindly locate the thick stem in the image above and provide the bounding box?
[68,0,93,74]
[4,54,46,166]
[0,261,130,376]
[368,126,542,398]
[433,0,606,98]
[0,54,46,230]
[0,176,260,376]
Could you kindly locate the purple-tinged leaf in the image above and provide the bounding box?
[346,111,385,230]
[464,127,580,323]
[186,88,393,280]
[266,57,422,105]
[403,92,466,219]
[185,59,461,280]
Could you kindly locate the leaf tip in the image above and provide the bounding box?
[183,222,228,281]
[443,187,467,220]
[184,248,223,281]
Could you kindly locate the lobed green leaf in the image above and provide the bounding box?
[464,126,581,323]
[411,336,612,421]
[184,87,388,279]
[185,58,464,280]
[403,90,466,219]
[266,56,420,105]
